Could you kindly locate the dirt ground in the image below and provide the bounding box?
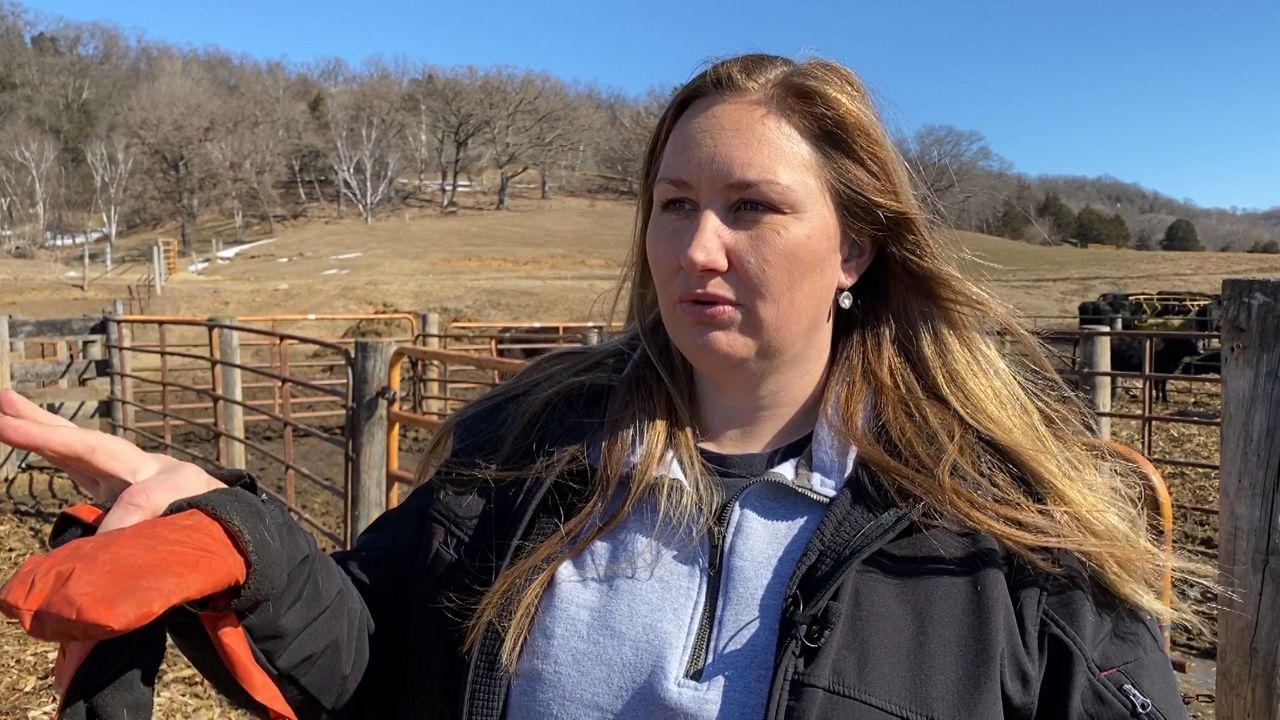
[3,194,1268,717]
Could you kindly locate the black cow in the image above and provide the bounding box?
[1149,337,1200,403]
[1076,302,1203,403]
[1177,349,1221,377]
[494,327,566,360]
[1077,300,1118,328]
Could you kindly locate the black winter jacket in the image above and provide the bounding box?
[165,391,1187,720]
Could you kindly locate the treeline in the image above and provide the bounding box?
[0,3,666,257]
[3,3,1277,261]
[900,125,1280,252]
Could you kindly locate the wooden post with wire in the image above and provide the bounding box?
[106,301,125,437]
[420,312,443,417]
[152,244,164,295]
[0,314,15,482]
[117,304,134,442]
[213,318,246,469]
[1080,324,1112,440]
[352,339,393,540]
[1217,277,1280,719]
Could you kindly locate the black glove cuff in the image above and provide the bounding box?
[165,486,286,613]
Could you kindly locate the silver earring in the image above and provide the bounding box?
[836,289,854,310]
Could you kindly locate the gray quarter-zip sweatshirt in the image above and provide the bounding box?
[504,416,857,719]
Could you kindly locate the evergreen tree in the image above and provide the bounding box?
[1036,191,1076,242]
[1106,213,1131,248]
[1161,218,1202,251]
[1074,206,1110,248]
[993,198,1029,240]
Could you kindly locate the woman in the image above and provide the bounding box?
[0,54,1186,719]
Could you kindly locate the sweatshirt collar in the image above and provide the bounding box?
[628,406,858,500]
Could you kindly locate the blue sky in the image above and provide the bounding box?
[28,0,1280,210]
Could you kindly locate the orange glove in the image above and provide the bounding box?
[0,509,248,642]
[3,502,296,720]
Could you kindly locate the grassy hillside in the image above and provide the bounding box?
[4,197,1280,323]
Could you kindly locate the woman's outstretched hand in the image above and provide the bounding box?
[0,389,223,533]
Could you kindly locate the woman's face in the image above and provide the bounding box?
[646,96,873,379]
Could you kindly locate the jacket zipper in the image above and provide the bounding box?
[684,475,829,681]
[1120,683,1155,718]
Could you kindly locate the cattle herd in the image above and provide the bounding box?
[1076,291,1222,403]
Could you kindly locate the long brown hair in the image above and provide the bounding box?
[418,54,1194,668]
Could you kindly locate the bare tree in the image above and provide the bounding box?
[0,158,19,246]
[85,134,133,269]
[282,72,330,209]
[401,65,446,198]
[529,81,586,199]
[130,51,222,255]
[2,127,58,242]
[326,70,404,224]
[211,62,288,241]
[900,125,1011,226]
[431,67,486,209]
[581,87,665,194]
[480,70,566,210]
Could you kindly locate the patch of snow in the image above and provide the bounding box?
[43,228,106,247]
[328,252,363,260]
[65,270,80,277]
[188,260,210,272]
[215,237,276,259]
[320,268,350,276]
[277,257,290,263]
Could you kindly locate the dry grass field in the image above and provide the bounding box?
[3,194,1276,717]
[5,195,1280,323]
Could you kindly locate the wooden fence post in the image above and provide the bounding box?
[118,304,134,442]
[81,327,106,432]
[420,312,442,416]
[106,302,125,437]
[0,315,10,392]
[213,318,246,469]
[352,339,392,540]
[0,314,15,482]
[152,244,164,295]
[1080,324,1112,440]
[1218,277,1280,719]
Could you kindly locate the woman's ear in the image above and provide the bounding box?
[839,238,877,288]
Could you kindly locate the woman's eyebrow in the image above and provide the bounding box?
[724,179,791,193]
[655,177,791,192]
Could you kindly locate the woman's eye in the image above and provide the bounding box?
[736,199,773,213]
[659,198,695,212]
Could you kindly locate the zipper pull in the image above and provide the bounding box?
[1119,683,1153,718]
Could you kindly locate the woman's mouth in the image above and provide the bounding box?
[678,292,739,322]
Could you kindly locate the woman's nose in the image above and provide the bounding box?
[680,210,730,275]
